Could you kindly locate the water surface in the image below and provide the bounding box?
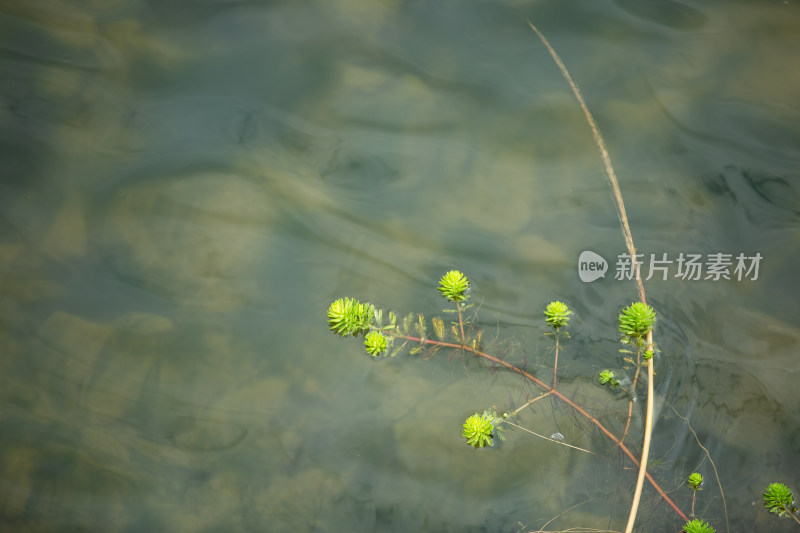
[1,1,799,531]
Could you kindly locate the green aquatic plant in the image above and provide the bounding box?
[327,297,374,337]
[462,413,494,448]
[618,302,656,344]
[438,270,470,302]
[682,518,715,533]
[687,472,703,517]
[364,331,387,357]
[598,369,619,389]
[763,482,800,525]
[326,271,690,527]
[544,300,571,387]
[544,300,572,330]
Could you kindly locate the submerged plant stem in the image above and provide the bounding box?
[620,353,642,444]
[395,331,688,522]
[552,333,560,388]
[670,406,731,533]
[502,419,598,455]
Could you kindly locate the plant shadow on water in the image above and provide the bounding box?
[0,0,799,532]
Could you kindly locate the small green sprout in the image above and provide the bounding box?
[763,482,797,518]
[618,302,656,342]
[544,301,572,330]
[688,472,703,491]
[683,519,715,533]
[364,331,387,357]
[438,270,470,302]
[327,297,375,337]
[462,413,493,448]
[598,369,619,388]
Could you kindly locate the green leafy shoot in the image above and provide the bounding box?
[688,472,703,491]
[544,301,572,330]
[683,519,715,533]
[763,482,797,518]
[462,413,493,448]
[598,369,619,389]
[431,316,446,340]
[618,302,656,343]
[438,270,470,302]
[364,331,388,357]
[328,297,375,337]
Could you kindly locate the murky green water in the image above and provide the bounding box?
[1,1,799,531]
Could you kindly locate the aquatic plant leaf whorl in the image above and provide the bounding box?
[618,302,656,341]
[462,413,493,448]
[438,270,470,302]
[364,331,387,357]
[327,297,374,337]
[763,482,796,517]
[687,472,703,491]
[682,519,716,533]
[544,300,572,330]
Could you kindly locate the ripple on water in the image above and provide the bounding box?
[98,165,275,310]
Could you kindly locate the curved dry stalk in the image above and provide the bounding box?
[526,21,654,533]
[669,405,730,533]
[511,390,553,417]
[627,332,654,533]
[502,419,599,455]
[525,21,641,293]
[532,497,596,533]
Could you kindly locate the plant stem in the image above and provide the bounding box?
[552,332,560,388]
[456,301,466,343]
[625,332,654,533]
[510,391,552,417]
[501,419,598,455]
[691,490,696,518]
[620,349,642,444]
[669,406,730,533]
[392,330,688,522]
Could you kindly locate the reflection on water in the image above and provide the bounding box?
[1,0,799,531]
